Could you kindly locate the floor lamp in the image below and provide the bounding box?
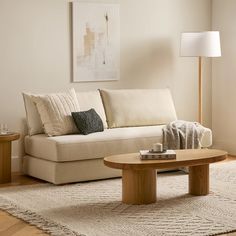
[180,31,221,124]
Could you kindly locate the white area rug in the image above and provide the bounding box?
[0,162,236,236]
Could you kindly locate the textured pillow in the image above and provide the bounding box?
[22,93,44,135]
[76,91,108,129]
[100,89,177,128]
[72,109,104,135]
[32,89,80,136]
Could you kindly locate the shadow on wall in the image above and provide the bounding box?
[121,38,174,88]
[18,118,28,158]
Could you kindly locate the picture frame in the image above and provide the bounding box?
[72,1,120,82]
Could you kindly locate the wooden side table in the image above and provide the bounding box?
[0,133,20,184]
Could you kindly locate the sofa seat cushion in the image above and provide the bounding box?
[25,125,212,162]
[25,125,165,162]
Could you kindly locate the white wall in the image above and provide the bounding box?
[0,0,212,159]
[212,0,236,154]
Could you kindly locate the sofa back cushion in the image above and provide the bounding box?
[100,89,177,128]
[76,91,108,128]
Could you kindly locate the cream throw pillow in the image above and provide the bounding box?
[100,89,177,128]
[22,93,44,136]
[32,89,80,136]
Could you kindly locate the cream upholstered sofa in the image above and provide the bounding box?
[23,89,212,184]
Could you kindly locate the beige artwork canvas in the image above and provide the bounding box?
[72,2,120,82]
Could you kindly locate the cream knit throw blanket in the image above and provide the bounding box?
[162,120,205,150]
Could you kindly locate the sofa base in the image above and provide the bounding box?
[23,155,179,184]
[23,155,122,184]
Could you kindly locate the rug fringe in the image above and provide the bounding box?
[210,229,236,236]
[0,196,85,236]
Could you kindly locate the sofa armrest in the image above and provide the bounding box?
[200,127,212,148]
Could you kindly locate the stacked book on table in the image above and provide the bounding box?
[140,150,176,160]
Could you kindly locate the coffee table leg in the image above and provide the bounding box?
[189,164,209,195]
[122,169,156,204]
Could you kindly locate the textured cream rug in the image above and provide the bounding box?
[0,162,236,236]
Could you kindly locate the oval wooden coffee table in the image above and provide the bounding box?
[104,149,227,205]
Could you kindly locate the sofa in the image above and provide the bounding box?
[22,89,212,184]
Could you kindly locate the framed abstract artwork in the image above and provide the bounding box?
[72,2,120,82]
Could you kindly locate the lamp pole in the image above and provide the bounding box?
[198,56,202,124]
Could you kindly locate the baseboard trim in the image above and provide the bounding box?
[212,140,236,156]
[12,156,22,172]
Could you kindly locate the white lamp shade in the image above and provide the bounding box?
[180,31,221,57]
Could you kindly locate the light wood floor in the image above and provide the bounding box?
[0,157,236,236]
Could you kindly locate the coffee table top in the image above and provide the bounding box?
[104,149,227,170]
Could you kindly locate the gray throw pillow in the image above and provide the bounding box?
[72,109,104,135]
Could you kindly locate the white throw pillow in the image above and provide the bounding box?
[32,89,80,136]
[76,91,108,129]
[100,89,177,128]
[22,93,44,136]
